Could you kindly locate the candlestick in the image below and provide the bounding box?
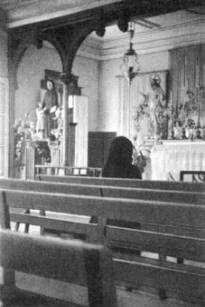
[197,86,201,128]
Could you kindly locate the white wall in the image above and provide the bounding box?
[0,22,9,176]
[139,51,169,73]
[98,58,121,132]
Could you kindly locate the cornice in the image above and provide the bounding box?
[36,17,205,61]
[78,18,205,60]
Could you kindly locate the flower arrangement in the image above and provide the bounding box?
[13,113,50,169]
[13,113,34,169]
[34,141,51,164]
[133,145,151,173]
[49,106,63,144]
[134,93,150,129]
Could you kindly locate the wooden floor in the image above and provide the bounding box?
[0,222,202,307]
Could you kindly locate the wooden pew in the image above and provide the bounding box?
[0,177,204,238]
[0,177,204,206]
[0,229,117,307]
[0,188,205,305]
[36,174,205,192]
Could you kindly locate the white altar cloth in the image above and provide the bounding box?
[150,140,205,181]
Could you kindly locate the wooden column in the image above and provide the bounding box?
[117,75,130,138]
[61,73,81,167]
[62,82,69,166]
[0,15,9,178]
[25,141,35,179]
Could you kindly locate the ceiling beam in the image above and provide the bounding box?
[7,0,123,28]
[8,0,204,31]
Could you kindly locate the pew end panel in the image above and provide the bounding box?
[0,229,117,307]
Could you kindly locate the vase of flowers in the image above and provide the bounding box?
[13,113,51,178]
[185,119,196,140]
[13,113,34,176]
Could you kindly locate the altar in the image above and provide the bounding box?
[150,140,205,181]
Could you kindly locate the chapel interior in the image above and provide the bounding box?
[0,1,205,307]
[0,0,204,181]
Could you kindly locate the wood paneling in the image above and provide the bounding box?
[88,131,116,168]
[170,44,205,123]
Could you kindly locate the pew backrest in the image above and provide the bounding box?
[1,187,205,240]
[1,178,204,236]
[36,174,205,192]
[0,178,204,205]
[0,229,117,307]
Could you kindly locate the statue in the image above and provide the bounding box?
[149,74,168,139]
[35,101,47,139]
[42,80,58,135]
[134,73,169,143]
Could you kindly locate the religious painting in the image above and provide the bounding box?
[131,70,169,146]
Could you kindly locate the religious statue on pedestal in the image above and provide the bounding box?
[149,74,168,139]
[42,79,59,136]
[133,72,170,144]
[35,80,59,139]
[35,101,47,139]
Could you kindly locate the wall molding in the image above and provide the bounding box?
[39,18,205,61]
[78,18,205,60]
